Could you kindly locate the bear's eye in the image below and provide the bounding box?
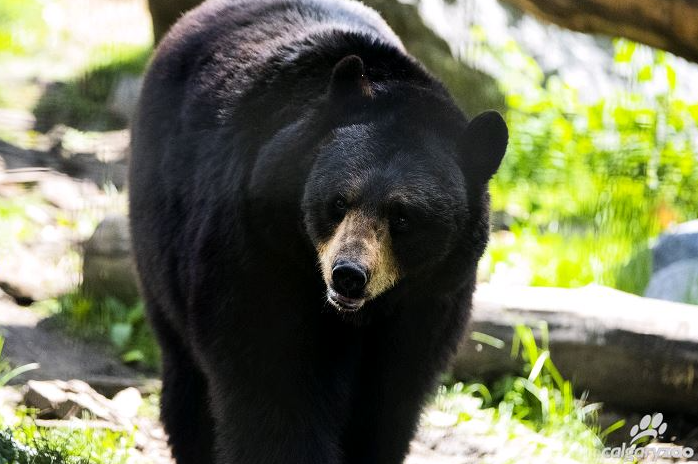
[330,196,348,220]
[390,214,409,232]
[334,197,347,211]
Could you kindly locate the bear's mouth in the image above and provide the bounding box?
[327,287,365,312]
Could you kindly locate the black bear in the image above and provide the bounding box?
[129,0,508,463]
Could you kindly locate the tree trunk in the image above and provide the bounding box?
[148,0,202,44]
[500,0,698,63]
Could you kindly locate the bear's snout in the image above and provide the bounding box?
[317,210,401,311]
[331,260,368,298]
[327,259,368,311]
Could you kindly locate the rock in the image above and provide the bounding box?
[0,244,78,304]
[82,215,139,304]
[22,379,130,424]
[84,375,161,399]
[645,259,698,304]
[112,387,142,419]
[38,174,99,211]
[642,213,698,308]
[23,380,70,415]
[84,215,131,256]
[0,386,23,425]
[108,75,143,122]
[652,220,698,273]
[452,284,698,416]
[0,387,23,408]
[16,379,172,463]
[405,444,469,464]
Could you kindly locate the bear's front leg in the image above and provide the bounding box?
[191,300,357,464]
[342,296,469,464]
[204,354,353,464]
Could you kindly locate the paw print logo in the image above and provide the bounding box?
[629,413,667,445]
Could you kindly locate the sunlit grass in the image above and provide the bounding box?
[0,412,135,464]
[1,335,137,464]
[432,325,624,463]
[46,293,159,371]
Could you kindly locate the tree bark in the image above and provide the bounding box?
[148,0,202,44]
[500,0,698,63]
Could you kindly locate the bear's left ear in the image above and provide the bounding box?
[327,55,373,101]
[459,110,508,183]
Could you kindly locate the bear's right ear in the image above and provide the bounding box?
[327,55,373,101]
[459,110,508,183]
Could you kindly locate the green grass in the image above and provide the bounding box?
[0,421,133,464]
[0,336,137,464]
[434,324,624,463]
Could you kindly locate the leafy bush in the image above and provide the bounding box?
[481,37,698,292]
[33,44,151,132]
[0,0,47,57]
[0,420,133,464]
[0,428,89,464]
[51,293,159,371]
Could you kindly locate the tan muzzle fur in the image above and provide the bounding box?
[317,210,400,301]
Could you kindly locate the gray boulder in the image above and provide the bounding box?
[82,215,139,304]
[645,259,698,304]
[652,220,698,272]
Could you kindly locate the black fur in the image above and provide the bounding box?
[129,0,507,463]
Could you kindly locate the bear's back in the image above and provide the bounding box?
[131,0,407,190]
[145,0,402,120]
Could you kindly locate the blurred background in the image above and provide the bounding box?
[1,0,697,463]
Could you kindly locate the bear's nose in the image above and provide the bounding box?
[331,261,367,298]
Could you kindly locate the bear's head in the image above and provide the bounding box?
[302,56,508,312]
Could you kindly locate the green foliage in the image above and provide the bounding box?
[477,324,613,435]
[0,0,47,57]
[490,324,606,436]
[33,44,151,132]
[437,325,624,462]
[1,338,137,464]
[482,37,698,292]
[0,428,89,464]
[51,293,159,370]
[0,417,133,464]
